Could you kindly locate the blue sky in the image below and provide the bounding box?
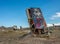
[0,0,60,27]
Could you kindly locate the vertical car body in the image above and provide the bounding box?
[26,8,47,34]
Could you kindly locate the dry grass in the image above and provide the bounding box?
[0,29,30,44]
[0,28,60,44]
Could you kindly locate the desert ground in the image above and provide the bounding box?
[0,28,60,44]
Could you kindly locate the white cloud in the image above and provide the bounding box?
[47,24,53,27]
[50,12,60,20]
[54,23,60,26]
[47,23,60,27]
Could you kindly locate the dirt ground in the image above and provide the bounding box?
[0,29,60,44]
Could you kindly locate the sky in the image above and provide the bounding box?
[0,0,60,28]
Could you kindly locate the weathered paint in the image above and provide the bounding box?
[26,8,46,29]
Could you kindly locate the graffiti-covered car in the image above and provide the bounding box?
[26,8,47,35]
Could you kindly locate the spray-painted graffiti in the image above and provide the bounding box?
[27,8,46,29]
